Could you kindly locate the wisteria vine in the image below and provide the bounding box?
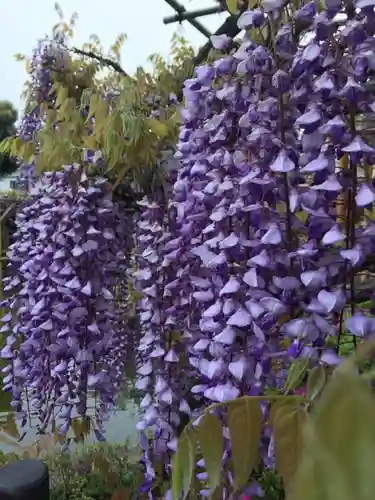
[134,0,375,496]
[2,0,375,496]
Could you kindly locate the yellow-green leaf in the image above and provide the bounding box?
[1,413,20,440]
[306,365,326,401]
[318,0,327,11]
[10,137,23,157]
[284,358,309,394]
[147,118,169,139]
[89,93,100,119]
[54,2,64,19]
[228,398,262,491]
[248,23,269,47]
[55,86,69,109]
[0,138,13,155]
[196,412,223,493]
[226,0,240,14]
[296,211,308,223]
[172,425,197,500]
[19,141,36,164]
[292,364,375,500]
[270,400,306,494]
[170,108,183,125]
[13,53,26,62]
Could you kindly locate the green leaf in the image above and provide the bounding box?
[147,118,169,139]
[55,86,69,109]
[226,0,239,14]
[13,53,26,62]
[318,0,327,11]
[359,300,373,310]
[296,211,308,223]
[172,425,197,500]
[306,365,326,401]
[270,399,306,494]
[10,137,23,157]
[0,138,12,155]
[196,412,224,493]
[228,398,262,491]
[292,366,375,500]
[54,2,64,19]
[284,358,309,394]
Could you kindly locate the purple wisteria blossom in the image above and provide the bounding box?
[134,0,375,495]
[1,165,128,439]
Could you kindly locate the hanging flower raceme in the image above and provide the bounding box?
[15,39,66,190]
[30,38,66,104]
[1,164,127,440]
[134,198,167,493]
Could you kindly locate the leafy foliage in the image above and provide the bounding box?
[228,398,262,490]
[171,339,375,500]
[0,443,142,500]
[0,6,194,198]
[0,101,18,176]
[171,395,307,499]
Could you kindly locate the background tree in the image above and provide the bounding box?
[0,101,18,177]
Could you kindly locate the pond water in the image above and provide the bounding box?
[0,173,18,192]
[0,389,140,455]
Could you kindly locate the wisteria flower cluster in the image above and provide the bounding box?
[1,164,127,439]
[16,38,67,189]
[134,0,375,495]
[16,43,52,188]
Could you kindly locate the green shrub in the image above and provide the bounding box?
[0,443,142,500]
[257,468,285,500]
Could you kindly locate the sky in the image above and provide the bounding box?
[0,0,227,115]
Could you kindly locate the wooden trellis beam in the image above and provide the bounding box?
[163,0,212,38]
[163,5,225,25]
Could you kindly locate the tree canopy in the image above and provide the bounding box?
[0,101,18,177]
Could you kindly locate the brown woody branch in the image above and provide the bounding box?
[66,45,131,78]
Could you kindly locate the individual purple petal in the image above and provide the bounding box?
[228,358,247,381]
[213,326,236,345]
[243,268,264,288]
[261,225,282,245]
[322,225,345,245]
[355,184,375,207]
[237,9,265,29]
[312,174,342,191]
[0,313,12,323]
[248,250,270,267]
[346,314,375,337]
[211,383,240,402]
[340,246,362,266]
[202,301,222,318]
[300,155,329,173]
[342,135,374,153]
[270,149,295,173]
[317,289,346,313]
[220,233,239,248]
[210,34,232,51]
[300,269,326,288]
[321,350,341,365]
[219,276,241,295]
[227,308,252,327]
